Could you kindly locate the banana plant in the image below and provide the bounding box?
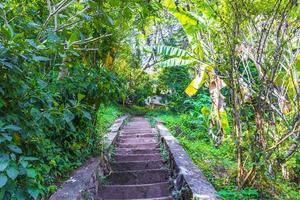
[151,0,230,139]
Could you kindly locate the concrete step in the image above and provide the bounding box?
[117,142,158,149]
[124,124,151,126]
[100,182,171,199]
[114,153,162,162]
[119,133,155,139]
[111,160,164,171]
[121,130,153,134]
[125,122,150,125]
[118,138,157,144]
[116,148,160,155]
[123,128,152,130]
[108,169,169,184]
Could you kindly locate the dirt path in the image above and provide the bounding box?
[98,116,173,199]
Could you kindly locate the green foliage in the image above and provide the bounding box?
[0,0,299,199]
[0,58,123,198]
[153,45,192,58]
[148,111,262,199]
[0,0,132,198]
[96,105,123,135]
[157,66,192,111]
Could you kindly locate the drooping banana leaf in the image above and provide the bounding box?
[184,64,208,96]
[209,75,230,134]
[163,0,203,43]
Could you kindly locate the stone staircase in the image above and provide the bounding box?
[98,117,173,199]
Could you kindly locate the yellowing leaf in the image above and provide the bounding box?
[295,54,300,72]
[185,75,202,97]
[201,106,210,116]
[12,132,21,145]
[185,84,198,97]
[105,52,113,66]
[219,110,230,133]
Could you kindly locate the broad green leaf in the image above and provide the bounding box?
[107,15,115,25]
[63,110,75,123]
[16,190,26,200]
[37,79,47,89]
[158,58,197,67]
[26,168,37,178]
[77,93,86,102]
[6,166,19,179]
[163,0,201,41]
[0,61,14,69]
[69,32,79,44]
[27,188,39,200]
[3,125,21,131]
[83,111,92,120]
[30,108,41,120]
[7,144,22,154]
[153,46,192,58]
[0,174,7,188]
[1,133,12,142]
[32,56,50,62]
[5,24,14,38]
[0,155,9,171]
[19,156,38,161]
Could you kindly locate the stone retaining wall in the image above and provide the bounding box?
[156,120,220,200]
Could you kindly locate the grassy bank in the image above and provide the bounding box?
[145,110,298,200]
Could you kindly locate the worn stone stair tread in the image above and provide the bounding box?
[118,139,157,144]
[123,125,152,131]
[116,148,160,155]
[111,159,165,171]
[98,117,173,199]
[121,130,154,134]
[100,182,171,199]
[114,153,162,162]
[119,133,155,139]
[108,169,169,184]
[118,142,158,148]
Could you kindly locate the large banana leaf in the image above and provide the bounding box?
[158,58,197,67]
[153,45,193,58]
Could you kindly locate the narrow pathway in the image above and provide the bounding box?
[99,117,173,199]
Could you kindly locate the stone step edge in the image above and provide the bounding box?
[110,168,169,174]
[111,159,164,164]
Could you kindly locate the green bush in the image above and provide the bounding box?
[0,55,123,199]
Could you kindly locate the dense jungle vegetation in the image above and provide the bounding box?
[0,0,299,199]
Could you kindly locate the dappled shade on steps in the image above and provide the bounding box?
[98,117,173,199]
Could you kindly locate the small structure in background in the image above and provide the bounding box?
[145,95,168,108]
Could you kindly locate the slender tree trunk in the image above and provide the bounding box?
[230,58,243,188]
[228,2,243,187]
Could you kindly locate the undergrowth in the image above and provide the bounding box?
[145,110,290,200]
